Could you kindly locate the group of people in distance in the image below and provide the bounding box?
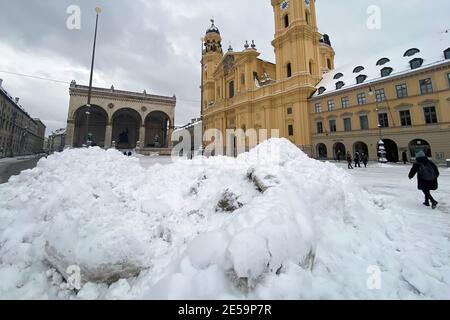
[346,151,368,169]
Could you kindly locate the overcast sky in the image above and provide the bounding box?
[0,0,449,135]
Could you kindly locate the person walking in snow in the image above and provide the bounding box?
[408,151,440,209]
[402,151,408,165]
[354,152,361,168]
[361,152,368,168]
[346,151,354,169]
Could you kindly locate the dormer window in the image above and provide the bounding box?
[444,48,450,59]
[381,67,393,77]
[333,73,344,80]
[410,58,424,70]
[356,75,367,84]
[335,81,345,90]
[404,48,420,57]
[376,58,390,66]
[318,87,326,95]
[353,66,365,73]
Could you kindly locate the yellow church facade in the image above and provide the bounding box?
[201,0,450,162]
[201,0,335,155]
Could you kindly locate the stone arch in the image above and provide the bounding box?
[73,105,108,147]
[379,139,399,163]
[333,142,346,161]
[316,143,328,159]
[144,111,171,148]
[112,108,142,149]
[353,141,369,158]
[409,139,432,158]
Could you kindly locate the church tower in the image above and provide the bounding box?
[271,0,323,84]
[201,19,223,114]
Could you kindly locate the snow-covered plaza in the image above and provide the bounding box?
[0,139,448,300]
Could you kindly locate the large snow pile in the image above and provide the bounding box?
[0,139,448,299]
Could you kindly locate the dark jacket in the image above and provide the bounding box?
[409,157,440,191]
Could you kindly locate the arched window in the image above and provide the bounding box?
[333,73,344,80]
[376,58,390,66]
[229,80,235,98]
[309,61,315,75]
[305,11,310,25]
[318,87,326,95]
[404,48,420,57]
[409,58,424,70]
[353,66,365,73]
[381,67,393,77]
[284,14,289,28]
[287,63,292,78]
[327,59,332,69]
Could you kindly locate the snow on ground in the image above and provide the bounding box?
[0,139,449,300]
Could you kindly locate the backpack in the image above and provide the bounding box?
[418,162,437,181]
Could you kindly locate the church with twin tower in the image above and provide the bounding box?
[201,0,335,155]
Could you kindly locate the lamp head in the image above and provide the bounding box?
[95,7,102,14]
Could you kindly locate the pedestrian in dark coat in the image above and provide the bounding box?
[361,153,368,168]
[346,151,354,169]
[402,151,408,165]
[354,152,361,168]
[408,151,440,209]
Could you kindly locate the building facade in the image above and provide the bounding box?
[66,81,176,153]
[310,37,450,163]
[47,128,67,154]
[201,0,450,163]
[0,79,46,158]
[201,0,335,155]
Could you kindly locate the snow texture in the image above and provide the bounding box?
[0,138,449,299]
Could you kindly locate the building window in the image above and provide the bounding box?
[284,14,289,28]
[376,58,390,66]
[327,59,331,70]
[400,110,412,127]
[343,118,352,132]
[378,113,389,128]
[341,97,350,108]
[381,67,393,77]
[396,84,408,98]
[305,11,310,25]
[357,93,367,105]
[315,103,322,113]
[419,78,433,95]
[356,75,367,84]
[317,121,323,134]
[329,119,337,132]
[327,99,335,111]
[287,107,293,115]
[423,106,438,124]
[445,48,450,59]
[318,87,326,95]
[359,115,369,130]
[333,73,344,80]
[288,124,294,136]
[404,48,420,57]
[410,58,424,70]
[240,74,245,85]
[287,63,292,78]
[335,81,345,90]
[375,88,387,102]
[447,73,450,87]
[229,80,235,98]
[353,66,365,73]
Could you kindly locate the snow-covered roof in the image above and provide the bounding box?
[0,80,32,118]
[312,32,450,98]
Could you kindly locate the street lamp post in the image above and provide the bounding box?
[85,7,102,147]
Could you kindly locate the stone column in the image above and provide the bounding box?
[139,125,146,148]
[104,123,113,148]
[65,120,75,148]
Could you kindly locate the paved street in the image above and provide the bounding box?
[0,157,42,184]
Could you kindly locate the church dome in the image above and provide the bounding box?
[206,19,220,35]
